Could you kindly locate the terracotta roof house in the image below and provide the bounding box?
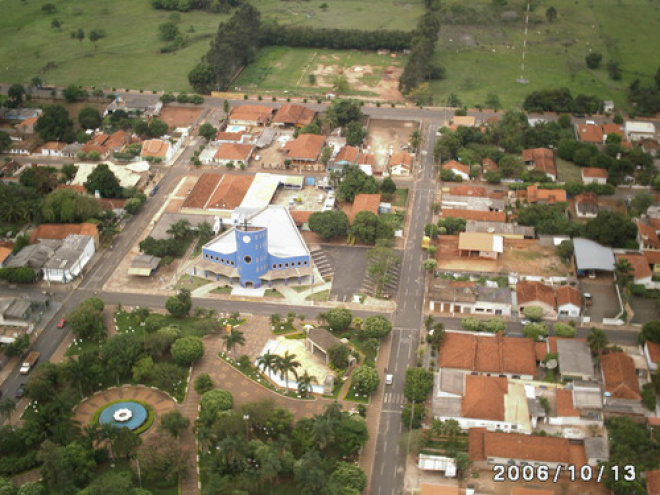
[575,123,604,144]
[328,145,359,172]
[438,331,537,378]
[601,351,641,400]
[482,157,498,173]
[441,209,506,223]
[582,167,609,185]
[442,160,470,180]
[141,139,172,161]
[16,116,39,135]
[461,375,508,422]
[556,285,582,318]
[516,280,556,318]
[272,104,316,127]
[284,134,326,163]
[40,141,67,157]
[448,185,487,197]
[388,151,413,176]
[575,192,599,218]
[350,193,381,223]
[638,220,660,251]
[646,470,660,495]
[30,223,99,248]
[644,341,660,372]
[214,131,247,144]
[290,210,312,228]
[617,253,652,287]
[468,428,575,468]
[457,232,503,259]
[228,105,273,126]
[0,246,12,267]
[602,123,625,140]
[213,143,254,166]
[526,185,567,204]
[555,389,580,419]
[98,198,127,216]
[357,152,379,176]
[522,148,556,181]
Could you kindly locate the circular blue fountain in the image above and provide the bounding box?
[98,401,148,430]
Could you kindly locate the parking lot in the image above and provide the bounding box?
[322,246,370,302]
[631,296,658,324]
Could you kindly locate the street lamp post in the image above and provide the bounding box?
[243,413,250,440]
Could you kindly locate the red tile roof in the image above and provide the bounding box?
[447,185,487,197]
[141,139,170,158]
[30,223,98,243]
[516,280,556,308]
[527,185,566,204]
[461,375,507,421]
[229,105,273,124]
[556,285,581,308]
[644,250,660,265]
[482,157,498,172]
[646,341,660,365]
[582,167,609,179]
[284,134,325,161]
[602,123,624,139]
[183,173,223,209]
[601,351,641,400]
[442,160,470,176]
[98,198,127,211]
[350,193,381,223]
[576,124,604,143]
[206,174,253,210]
[638,221,660,249]
[441,209,506,223]
[646,470,660,495]
[272,104,316,126]
[215,131,245,142]
[522,148,556,177]
[42,141,66,151]
[291,210,313,226]
[358,153,376,166]
[214,143,253,162]
[334,145,359,164]
[389,151,413,169]
[0,247,12,265]
[617,253,652,281]
[556,389,579,417]
[469,428,572,464]
[438,332,537,376]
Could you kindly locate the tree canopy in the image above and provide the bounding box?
[34,105,75,142]
[308,210,349,239]
[84,163,123,198]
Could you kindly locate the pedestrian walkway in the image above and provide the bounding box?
[383,392,406,406]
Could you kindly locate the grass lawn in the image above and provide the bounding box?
[234,46,406,97]
[290,285,311,293]
[264,288,284,298]
[429,0,660,110]
[344,385,370,404]
[175,275,211,291]
[305,289,330,302]
[556,158,583,183]
[115,311,204,339]
[210,285,233,294]
[392,188,409,208]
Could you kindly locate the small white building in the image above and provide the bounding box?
[556,286,581,318]
[581,167,608,185]
[42,235,95,284]
[625,121,656,142]
[40,142,66,157]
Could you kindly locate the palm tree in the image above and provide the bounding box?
[222,328,245,355]
[82,423,101,450]
[0,399,17,427]
[311,416,334,450]
[113,427,141,459]
[274,351,301,391]
[587,328,609,366]
[197,221,214,241]
[256,351,278,379]
[297,370,318,398]
[99,423,120,464]
[167,219,191,240]
[61,357,88,399]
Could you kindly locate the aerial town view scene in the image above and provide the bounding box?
[1,0,660,494]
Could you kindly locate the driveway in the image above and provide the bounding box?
[631,296,658,324]
[322,246,370,302]
[582,281,621,321]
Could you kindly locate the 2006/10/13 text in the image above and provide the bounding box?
[493,464,636,483]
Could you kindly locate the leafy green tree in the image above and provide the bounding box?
[62,84,87,102]
[586,53,603,69]
[583,211,637,248]
[76,471,135,495]
[553,323,576,338]
[201,389,234,422]
[522,322,549,341]
[523,305,544,322]
[188,62,215,94]
[545,6,557,22]
[295,450,328,495]
[404,367,434,402]
[88,29,107,48]
[363,315,392,339]
[170,336,204,365]
[308,210,349,239]
[4,334,30,357]
[461,316,482,331]
[159,21,179,41]
[42,189,101,223]
[641,320,660,344]
[165,288,192,317]
[485,93,501,111]
[345,121,367,146]
[607,60,622,80]
[0,131,11,153]
[84,163,123,198]
[300,123,321,135]
[325,99,363,129]
[380,177,397,196]
[402,402,425,429]
[133,431,188,484]
[321,308,353,332]
[158,410,190,438]
[351,365,379,395]
[7,83,26,108]
[327,462,367,495]
[483,317,506,333]
[78,107,102,129]
[337,167,379,202]
[555,240,574,261]
[38,441,96,495]
[198,123,217,141]
[34,105,74,142]
[351,211,380,244]
[17,482,44,495]
[328,344,350,369]
[148,118,168,138]
[68,299,106,342]
[631,191,654,216]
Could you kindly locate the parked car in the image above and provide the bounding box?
[57,318,66,328]
[15,384,24,399]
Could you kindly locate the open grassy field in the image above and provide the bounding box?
[234,46,407,99]
[429,0,660,110]
[0,0,420,92]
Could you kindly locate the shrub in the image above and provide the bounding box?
[170,336,204,365]
[553,323,576,338]
[194,373,215,395]
[523,305,544,322]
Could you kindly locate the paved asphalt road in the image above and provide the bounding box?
[0,91,648,493]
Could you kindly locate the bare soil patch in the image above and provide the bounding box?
[159,106,203,129]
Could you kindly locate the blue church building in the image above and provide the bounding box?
[194,206,313,289]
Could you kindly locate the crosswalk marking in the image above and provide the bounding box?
[384,393,406,405]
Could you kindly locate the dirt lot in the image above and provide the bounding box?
[436,237,571,277]
[159,106,203,129]
[366,119,419,169]
[311,62,404,101]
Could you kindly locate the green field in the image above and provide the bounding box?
[429,0,660,109]
[234,46,407,97]
[0,0,420,92]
